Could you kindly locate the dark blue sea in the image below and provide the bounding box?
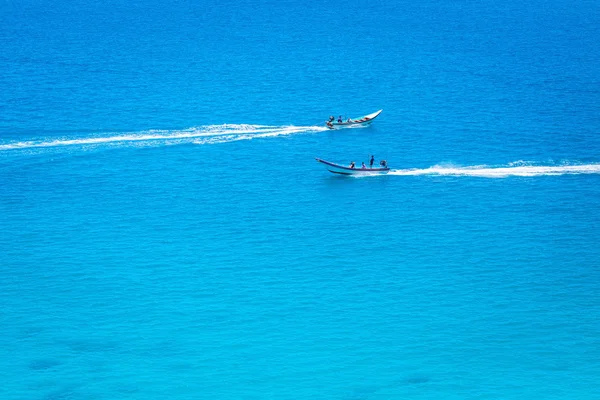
[1,0,600,398]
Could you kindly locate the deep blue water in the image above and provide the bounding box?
[1,0,600,399]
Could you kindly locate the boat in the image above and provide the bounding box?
[315,158,390,175]
[326,109,382,129]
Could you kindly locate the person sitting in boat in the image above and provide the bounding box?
[361,162,367,169]
[379,160,387,168]
[337,116,343,123]
[349,161,355,169]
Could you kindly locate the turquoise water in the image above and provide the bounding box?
[1,0,600,398]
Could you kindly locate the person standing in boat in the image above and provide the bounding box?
[326,116,334,128]
[369,155,374,168]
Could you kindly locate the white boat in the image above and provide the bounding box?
[326,110,382,129]
[315,158,390,175]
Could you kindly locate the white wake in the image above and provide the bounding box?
[389,163,600,178]
[0,124,328,151]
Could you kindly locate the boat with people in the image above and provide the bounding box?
[326,109,382,129]
[315,158,390,175]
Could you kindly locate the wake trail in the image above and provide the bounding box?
[389,164,600,178]
[0,124,329,151]
[3,126,599,179]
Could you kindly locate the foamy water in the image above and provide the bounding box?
[389,164,600,177]
[0,125,328,151]
[3,126,600,179]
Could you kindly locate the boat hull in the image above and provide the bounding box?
[326,109,382,129]
[316,158,389,175]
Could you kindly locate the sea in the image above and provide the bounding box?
[1,0,600,398]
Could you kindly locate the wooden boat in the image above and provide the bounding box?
[316,158,390,175]
[326,109,382,129]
